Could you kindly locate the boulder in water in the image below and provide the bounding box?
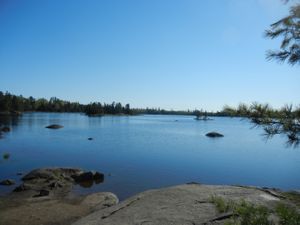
[45,124,64,129]
[206,132,224,138]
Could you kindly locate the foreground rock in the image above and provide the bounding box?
[73,184,297,225]
[13,168,104,197]
[45,124,64,129]
[206,132,224,138]
[0,168,116,225]
[0,191,118,225]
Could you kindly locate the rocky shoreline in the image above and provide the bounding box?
[0,168,299,225]
[0,168,118,225]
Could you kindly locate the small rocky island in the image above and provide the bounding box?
[0,168,117,225]
[206,132,224,138]
[45,124,64,129]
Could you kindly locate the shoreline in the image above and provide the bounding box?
[1,183,299,225]
[0,167,300,225]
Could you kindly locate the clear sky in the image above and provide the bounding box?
[0,0,299,111]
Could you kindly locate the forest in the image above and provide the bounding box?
[0,91,223,116]
[0,91,210,116]
[1,91,299,145]
[0,91,131,116]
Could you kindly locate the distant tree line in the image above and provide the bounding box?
[85,102,131,115]
[0,91,132,116]
[0,91,225,117]
[0,91,237,117]
[133,108,194,115]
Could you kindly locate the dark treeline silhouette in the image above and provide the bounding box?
[133,108,194,115]
[85,102,131,116]
[133,108,231,117]
[0,91,131,116]
[0,91,223,116]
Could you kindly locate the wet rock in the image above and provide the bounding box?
[0,179,15,186]
[0,191,118,225]
[22,168,82,181]
[206,132,224,138]
[1,126,11,132]
[73,172,94,183]
[45,124,64,129]
[14,168,104,197]
[93,172,104,181]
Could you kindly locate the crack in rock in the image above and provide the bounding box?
[101,197,140,219]
[202,212,234,224]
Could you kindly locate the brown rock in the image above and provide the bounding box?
[0,179,15,186]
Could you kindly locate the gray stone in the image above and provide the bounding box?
[80,192,119,211]
[22,168,82,181]
[72,184,284,225]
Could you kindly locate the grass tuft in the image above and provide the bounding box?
[210,195,300,225]
[276,203,300,225]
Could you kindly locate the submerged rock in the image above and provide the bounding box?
[0,179,15,186]
[88,137,93,140]
[14,168,104,197]
[1,188,117,225]
[45,124,64,129]
[206,132,224,138]
[72,171,94,183]
[1,126,11,132]
[93,172,104,181]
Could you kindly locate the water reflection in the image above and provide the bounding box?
[0,115,21,127]
[0,113,299,200]
[77,176,104,188]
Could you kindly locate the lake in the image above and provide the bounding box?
[0,113,299,200]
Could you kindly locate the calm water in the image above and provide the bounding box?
[0,113,299,200]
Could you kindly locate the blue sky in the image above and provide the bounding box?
[0,0,299,111]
